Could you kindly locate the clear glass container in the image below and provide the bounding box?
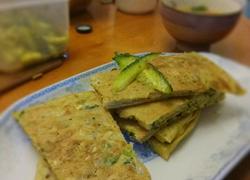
[0,0,69,73]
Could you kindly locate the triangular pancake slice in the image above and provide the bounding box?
[14,92,150,180]
[91,53,244,109]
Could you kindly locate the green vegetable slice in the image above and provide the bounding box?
[112,52,161,92]
[113,52,160,70]
[191,5,208,12]
[113,53,138,70]
[113,59,147,92]
[139,52,161,63]
[137,64,173,94]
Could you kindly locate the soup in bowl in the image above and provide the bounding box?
[160,0,245,51]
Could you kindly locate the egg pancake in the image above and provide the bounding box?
[117,91,224,143]
[148,111,200,160]
[35,157,56,180]
[14,91,150,180]
[91,52,244,109]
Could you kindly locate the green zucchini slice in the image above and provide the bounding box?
[113,59,147,92]
[112,52,161,92]
[113,52,160,70]
[113,53,138,70]
[137,64,173,94]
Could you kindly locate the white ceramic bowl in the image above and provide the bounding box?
[116,0,158,14]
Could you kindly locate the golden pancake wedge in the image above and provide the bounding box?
[14,92,150,180]
[91,53,244,109]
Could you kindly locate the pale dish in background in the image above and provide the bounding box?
[116,0,158,14]
[160,0,246,51]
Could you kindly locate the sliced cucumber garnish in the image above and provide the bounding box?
[113,59,147,92]
[139,52,161,63]
[137,64,173,94]
[112,52,162,92]
[113,52,160,70]
[113,53,138,70]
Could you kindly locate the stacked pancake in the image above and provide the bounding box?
[91,52,244,160]
[116,91,223,160]
[14,52,244,180]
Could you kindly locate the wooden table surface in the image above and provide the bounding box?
[0,1,249,179]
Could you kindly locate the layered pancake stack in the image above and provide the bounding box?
[14,52,244,179]
[91,52,244,160]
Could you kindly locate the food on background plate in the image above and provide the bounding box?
[116,90,224,143]
[14,92,150,180]
[0,11,68,72]
[91,52,244,109]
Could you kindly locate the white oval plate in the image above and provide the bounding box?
[0,52,249,180]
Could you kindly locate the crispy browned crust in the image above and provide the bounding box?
[14,92,150,180]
